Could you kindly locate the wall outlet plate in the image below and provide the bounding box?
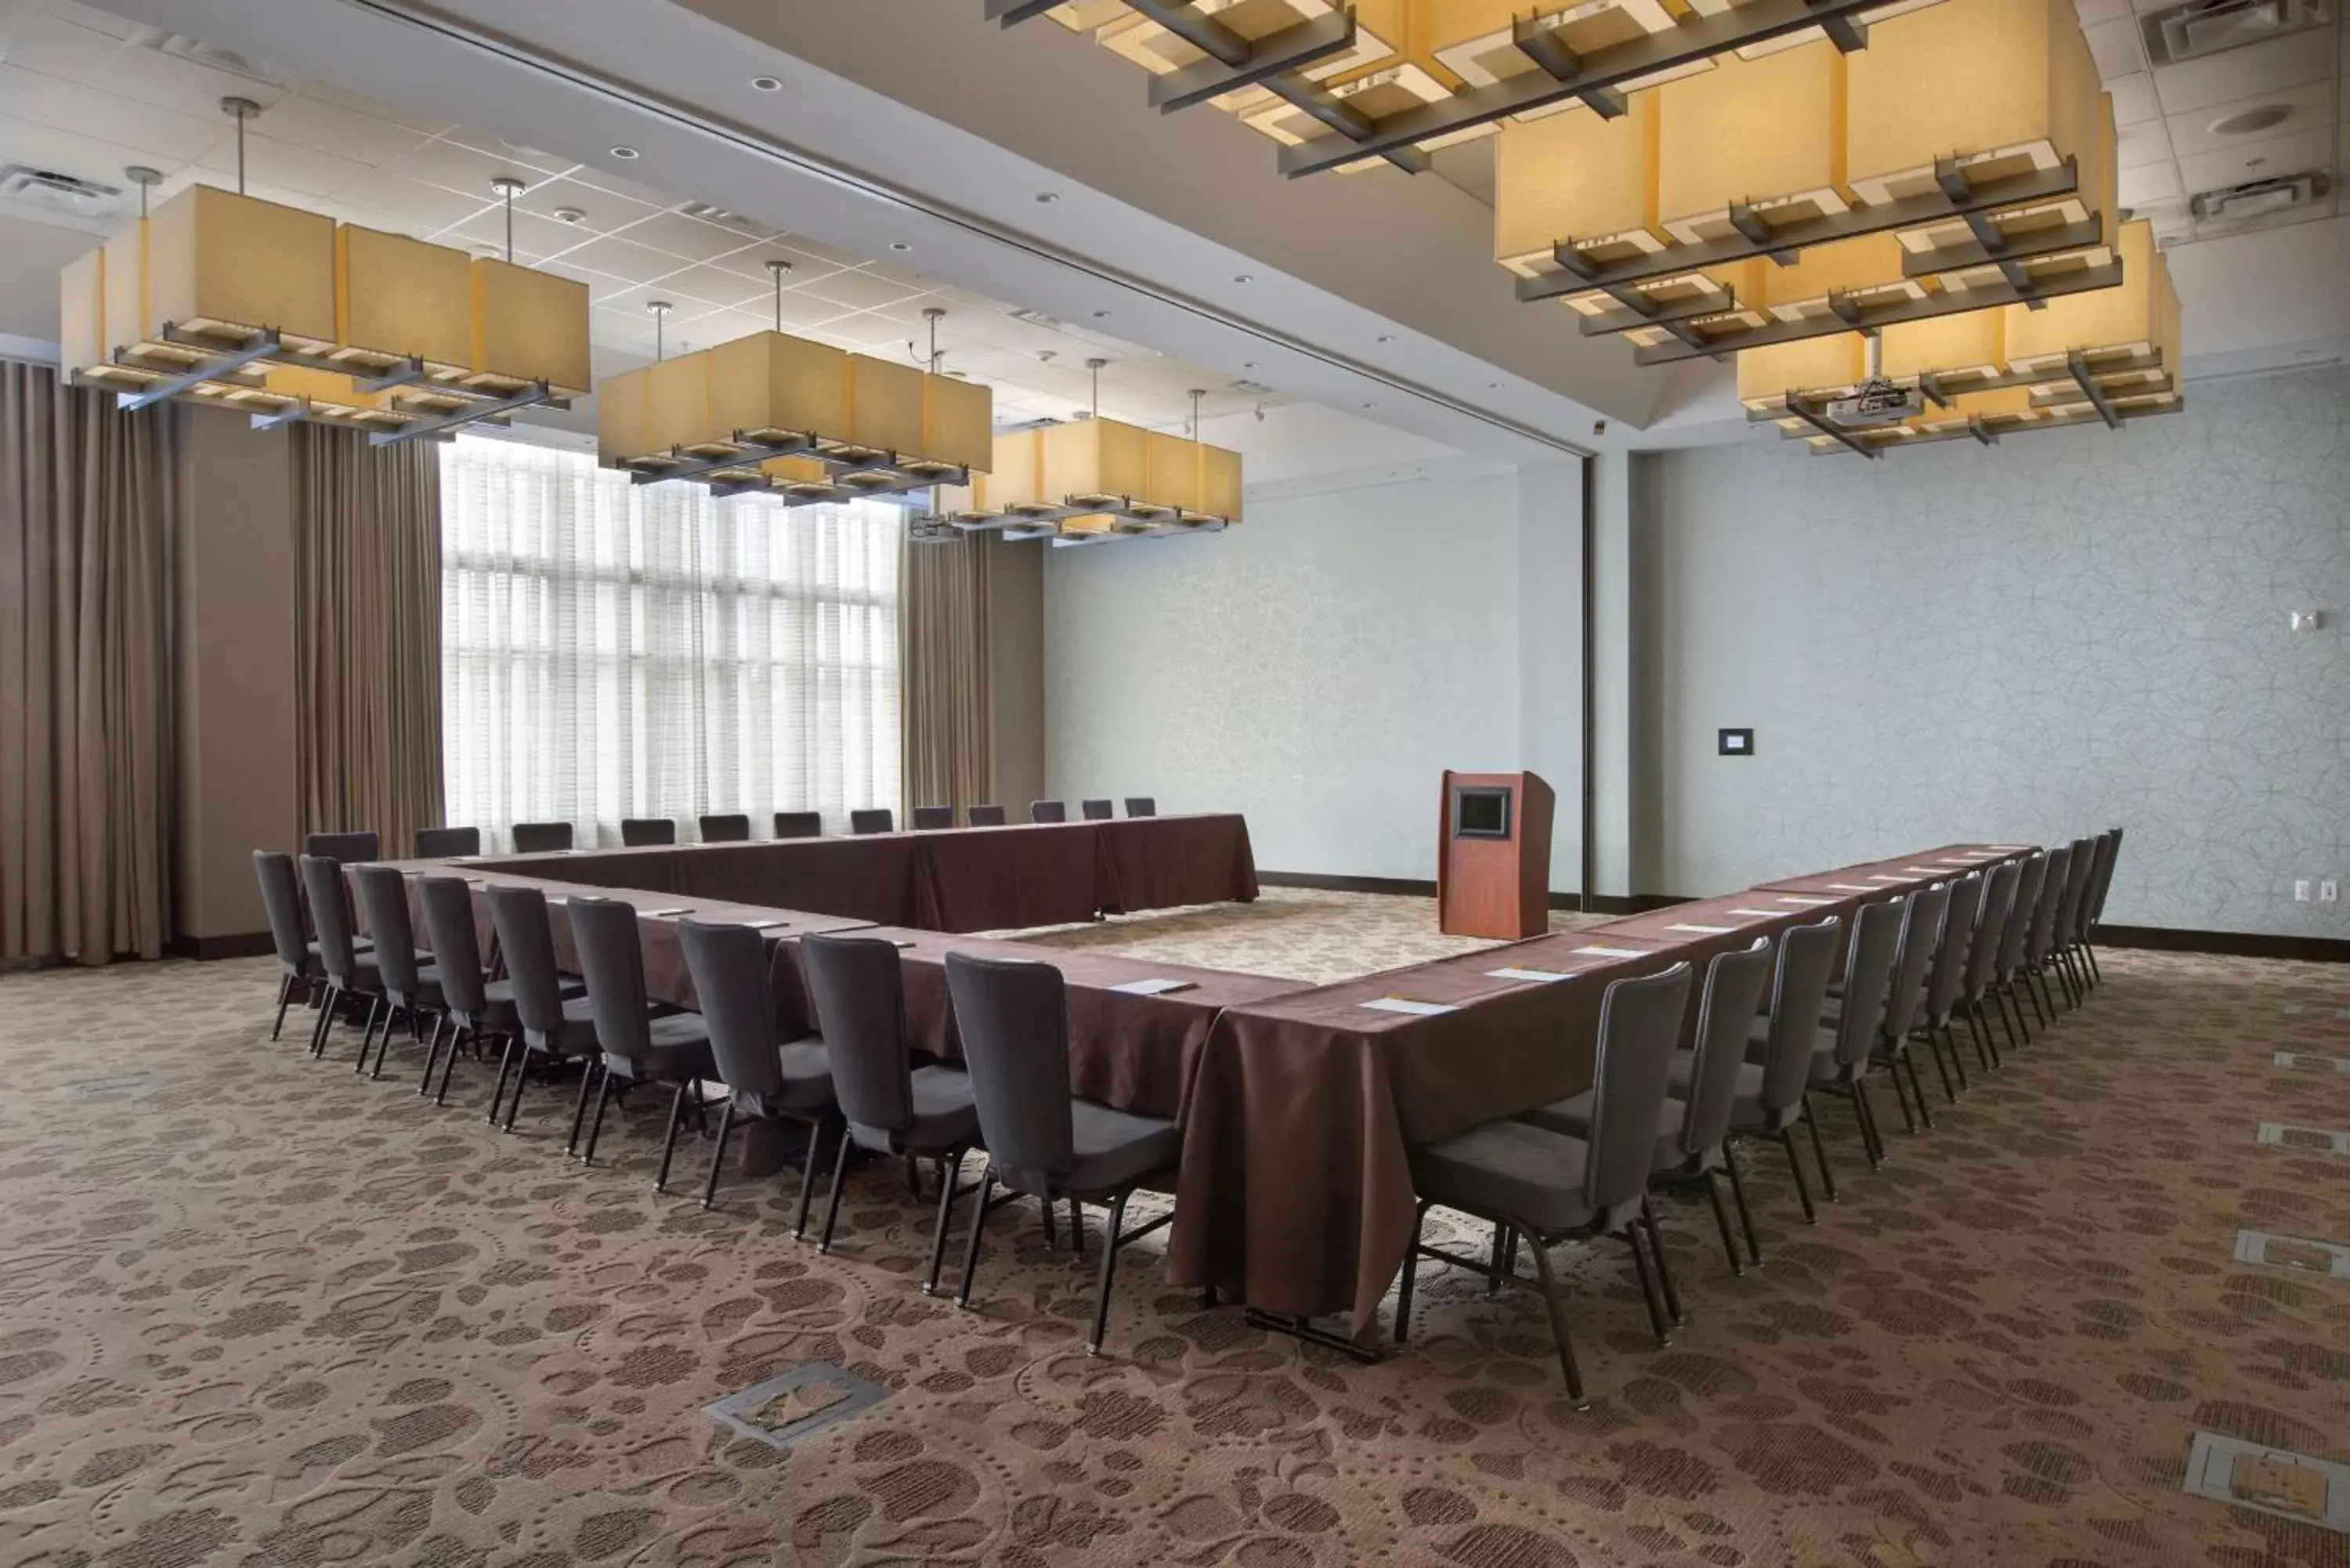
[2296,880,2313,901]
[2323,880,2340,903]
[1718,728,1755,757]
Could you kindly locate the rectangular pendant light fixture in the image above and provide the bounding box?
[929,417,1242,540]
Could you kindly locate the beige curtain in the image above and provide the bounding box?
[287,425,443,858]
[0,362,175,965]
[900,529,994,817]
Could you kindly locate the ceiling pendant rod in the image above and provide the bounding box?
[490,175,525,263]
[923,306,945,373]
[125,165,160,219]
[1087,356,1106,419]
[220,97,260,196]
[766,259,791,331]
[1188,387,1204,439]
[648,299,671,362]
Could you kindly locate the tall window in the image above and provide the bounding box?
[439,434,900,846]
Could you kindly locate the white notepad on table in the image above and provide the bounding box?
[750,919,790,930]
[1867,875,1906,883]
[1665,922,1736,934]
[1725,909,1780,918]
[1110,977,1195,996]
[1487,966,1574,983]
[1827,883,1877,892]
[1574,945,1648,959]
[1362,997,1458,1017]
[1777,895,1835,906]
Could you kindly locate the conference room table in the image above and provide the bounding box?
[1165,843,2037,1336]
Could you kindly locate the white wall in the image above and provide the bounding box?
[1043,464,1584,885]
[1643,366,2350,938]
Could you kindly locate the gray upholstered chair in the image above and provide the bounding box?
[1079,799,1114,822]
[620,818,676,847]
[304,831,379,864]
[1722,914,1842,1217]
[1524,939,1776,1281]
[1029,800,1068,825]
[1800,897,1906,1171]
[512,822,574,854]
[1858,882,1951,1135]
[414,877,586,1107]
[349,865,444,1082]
[803,933,982,1286]
[1956,858,2022,1067]
[1914,872,1985,1100]
[1393,962,1693,1406]
[943,952,1180,1356]
[2078,827,2123,984]
[677,920,838,1228]
[912,805,955,830]
[967,804,1007,827]
[569,897,718,1186]
[483,883,602,1133]
[699,814,752,844]
[254,851,325,1040]
[1994,851,2051,1044]
[2019,843,2074,1026]
[2049,836,2098,1006]
[414,826,482,858]
[298,854,384,1063]
[773,811,823,840]
[1124,797,1156,818]
[851,808,895,835]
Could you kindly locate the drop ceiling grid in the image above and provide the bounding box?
[2076,0,2344,243]
[0,0,1261,433]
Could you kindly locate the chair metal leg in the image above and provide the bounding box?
[580,1074,614,1165]
[699,1101,736,1209]
[1776,1128,1817,1223]
[1622,1223,1671,1345]
[501,1050,531,1132]
[790,1118,828,1241]
[1524,1231,1589,1409]
[1884,1055,1921,1133]
[1394,1201,1429,1345]
[1720,1143,1762,1268]
[1039,1193,1058,1252]
[272,974,296,1041]
[955,1169,996,1310]
[653,1081,691,1193]
[308,985,339,1059]
[486,1035,518,1125]
[818,1124,854,1252]
[1905,1051,1936,1129]
[1068,1197,1086,1260]
[436,1025,468,1105]
[353,997,382,1074]
[1802,1095,1838,1202]
[566,1060,601,1157]
[417,1014,447,1096]
[1922,1028,1958,1100]
[1086,1192,1130,1354]
[2025,969,2052,1024]
[1852,1081,1886,1169]
[1485,1219,1512,1299]
[921,1152,964,1295]
[2082,941,2102,985]
[1701,1169,1745,1274]
[1641,1193,1685,1326]
[1940,1023,1969,1093]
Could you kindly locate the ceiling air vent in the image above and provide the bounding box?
[1228,378,1278,396]
[0,164,122,219]
[139,32,287,88]
[2189,170,2330,226]
[678,201,784,240]
[2138,0,2330,66]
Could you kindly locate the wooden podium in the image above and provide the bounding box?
[1437,771,1555,940]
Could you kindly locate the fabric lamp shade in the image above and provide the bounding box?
[1040,417,1150,508]
[2004,219,2171,373]
[708,331,844,444]
[845,354,925,459]
[1145,431,1202,512]
[58,247,105,379]
[1657,42,1849,240]
[335,225,472,371]
[257,364,395,417]
[921,374,994,472]
[1753,231,1914,313]
[1437,0,1690,95]
[1197,444,1243,522]
[1734,333,1867,406]
[1882,307,2005,382]
[595,362,650,464]
[105,186,338,353]
[469,258,591,396]
[1495,95,1662,274]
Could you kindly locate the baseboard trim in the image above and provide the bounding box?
[1256,875,1691,917]
[2095,924,2350,964]
[167,931,275,961]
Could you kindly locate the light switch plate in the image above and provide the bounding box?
[1718,728,1755,757]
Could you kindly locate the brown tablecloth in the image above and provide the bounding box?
[1097,815,1260,914]
[908,823,1104,933]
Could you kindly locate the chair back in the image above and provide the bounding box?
[802,934,914,1141]
[1677,939,1776,1162]
[967,804,1007,827]
[1029,800,1068,824]
[851,808,895,835]
[1998,851,2048,977]
[1829,898,1905,1070]
[2055,836,2096,943]
[1962,859,2022,1003]
[485,883,569,1039]
[1124,797,1156,818]
[1079,799,1114,821]
[414,826,482,858]
[512,822,573,854]
[620,818,675,847]
[253,851,309,971]
[1922,872,1983,1027]
[569,897,657,1068]
[1881,882,1951,1040]
[2086,827,2123,926]
[2026,844,2072,963]
[1578,963,1693,1216]
[352,865,425,1000]
[678,921,783,1100]
[912,805,955,830]
[298,855,365,986]
[944,952,1075,1190]
[773,811,822,840]
[699,814,751,843]
[1755,916,1841,1116]
[304,831,379,864]
[417,876,488,1019]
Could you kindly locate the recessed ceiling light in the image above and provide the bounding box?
[1242,361,1259,369]
[890,241,913,251]
[1361,401,1376,410]
[751,75,783,92]
[1233,273,1253,283]
[1487,381,1501,389]
[2209,103,2291,137]
[1376,334,1393,343]
[609,146,640,160]
[1036,191,1059,204]
[1092,310,1110,318]
[551,206,586,225]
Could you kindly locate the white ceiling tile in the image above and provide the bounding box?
[533,257,632,294]
[707,247,841,288]
[2074,0,2130,24]
[0,60,65,121]
[248,92,431,167]
[605,208,765,264]
[634,260,769,309]
[2149,32,2336,117]
[439,202,591,261]
[381,136,560,201]
[2117,161,2183,203]
[41,81,230,164]
[0,110,179,185]
[193,130,370,197]
[2,13,123,82]
[764,231,869,270]
[2108,72,2161,127]
[511,172,661,234]
[664,305,771,350]
[2117,120,2175,168]
[2165,77,2336,158]
[2084,16,2148,78]
[541,230,685,284]
[40,3,142,41]
[95,41,287,121]
[796,268,924,313]
[436,125,573,175]
[333,166,491,230]
[293,80,453,136]
[2176,125,2340,194]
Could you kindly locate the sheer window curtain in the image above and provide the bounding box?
[438,435,900,847]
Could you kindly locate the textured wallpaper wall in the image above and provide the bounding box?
[1646,366,2348,937]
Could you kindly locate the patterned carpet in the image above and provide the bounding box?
[0,891,2345,1568]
